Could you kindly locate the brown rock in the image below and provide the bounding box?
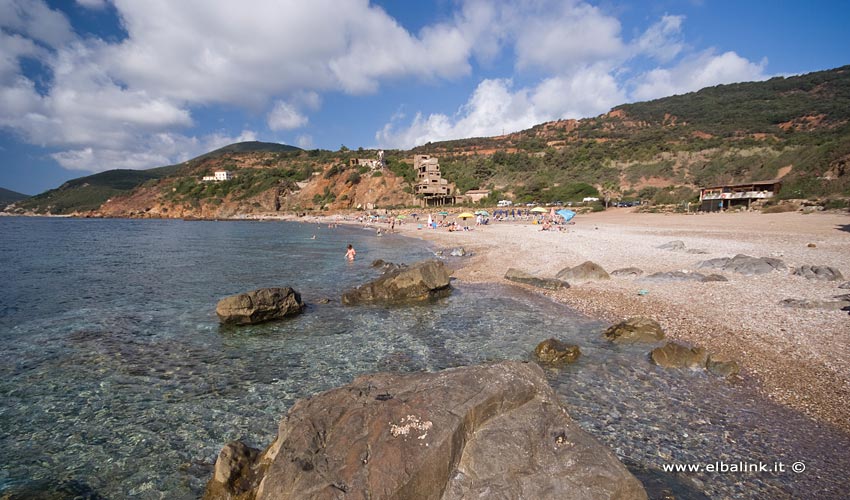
[604,317,665,343]
[204,362,647,500]
[505,268,570,290]
[706,355,740,378]
[342,259,451,305]
[216,287,304,325]
[534,338,581,364]
[555,261,610,281]
[204,441,262,500]
[650,342,708,369]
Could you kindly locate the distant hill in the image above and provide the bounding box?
[15,142,302,214]
[12,66,850,216]
[414,65,850,204]
[0,187,29,208]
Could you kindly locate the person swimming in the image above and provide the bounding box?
[345,244,356,261]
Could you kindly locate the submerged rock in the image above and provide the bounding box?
[792,265,844,281]
[215,287,304,325]
[504,268,570,290]
[555,261,610,281]
[604,317,665,343]
[534,338,581,364]
[342,259,451,305]
[650,342,708,369]
[203,361,647,500]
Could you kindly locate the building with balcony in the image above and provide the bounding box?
[699,179,782,211]
[413,155,456,206]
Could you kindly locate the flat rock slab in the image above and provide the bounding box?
[604,317,665,343]
[698,254,786,276]
[216,287,304,325]
[505,268,570,290]
[342,259,451,305]
[641,271,727,283]
[204,361,647,500]
[779,298,850,310]
[611,267,644,277]
[792,265,844,281]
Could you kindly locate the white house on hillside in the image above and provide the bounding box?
[202,170,233,182]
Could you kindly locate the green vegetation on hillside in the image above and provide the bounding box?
[0,187,29,208]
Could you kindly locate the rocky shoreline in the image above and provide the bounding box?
[380,210,850,433]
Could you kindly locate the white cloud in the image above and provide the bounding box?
[76,0,108,9]
[633,15,685,62]
[295,134,314,149]
[0,0,75,48]
[51,129,258,171]
[631,50,768,101]
[267,101,308,131]
[376,69,626,149]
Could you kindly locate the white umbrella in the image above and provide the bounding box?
[427,214,433,227]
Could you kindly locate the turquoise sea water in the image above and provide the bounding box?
[0,217,847,499]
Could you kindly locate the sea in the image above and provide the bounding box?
[1,217,848,499]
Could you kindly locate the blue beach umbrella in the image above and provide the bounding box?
[556,209,576,222]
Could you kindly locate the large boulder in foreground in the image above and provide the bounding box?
[342,259,451,305]
[604,317,665,343]
[556,261,610,281]
[216,287,304,325]
[204,361,647,500]
[504,268,570,290]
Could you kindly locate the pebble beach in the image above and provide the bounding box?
[390,209,850,432]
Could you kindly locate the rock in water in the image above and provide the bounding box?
[204,361,647,500]
[650,342,708,369]
[534,338,581,364]
[215,287,304,325]
[504,268,570,290]
[555,261,610,281]
[603,317,665,343]
[342,259,451,305]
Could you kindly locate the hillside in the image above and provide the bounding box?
[9,66,850,217]
[0,187,29,208]
[414,65,850,204]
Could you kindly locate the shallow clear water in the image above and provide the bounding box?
[0,217,847,499]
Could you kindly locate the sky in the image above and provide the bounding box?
[1,0,848,195]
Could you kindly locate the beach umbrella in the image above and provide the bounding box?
[438,211,449,215]
[530,207,547,213]
[457,212,475,219]
[474,210,490,217]
[427,214,433,226]
[556,209,576,222]
[396,215,406,219]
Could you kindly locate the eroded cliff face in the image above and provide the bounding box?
[94,151,416,218]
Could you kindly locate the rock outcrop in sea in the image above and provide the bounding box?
[603,317,666,343]
[534,338,581,364]
[204,361,647,499]
[215,287,304,325]
[342,259,451,305]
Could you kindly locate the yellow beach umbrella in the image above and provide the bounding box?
[457,212,475,219]
[530,207,547,213]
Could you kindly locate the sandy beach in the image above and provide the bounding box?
[379,209,850,433]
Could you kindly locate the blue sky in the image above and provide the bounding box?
[1,0,848,195]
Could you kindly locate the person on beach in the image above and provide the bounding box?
[345,244,356,261]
